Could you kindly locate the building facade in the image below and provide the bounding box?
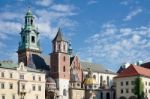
[0,61,45,99]
[115,64,150,99]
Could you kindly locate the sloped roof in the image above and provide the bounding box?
[141,62,150,69]
[80,61,116,74]
[31,54,50,70]
[0,61,42,73]
[52,28,67,42]
[115,64,150,78]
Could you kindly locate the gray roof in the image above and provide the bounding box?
[80,61,116,74]
[31,54,50,71]
[0,61,43,73]
[52,28,67,42]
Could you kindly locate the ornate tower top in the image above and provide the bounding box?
[18,9,41,52]
[17,9,41,66]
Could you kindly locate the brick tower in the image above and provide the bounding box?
[50,28,70,99]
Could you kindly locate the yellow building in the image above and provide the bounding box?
[0,61,45,99]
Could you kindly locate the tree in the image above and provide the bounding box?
[134,76,144,99]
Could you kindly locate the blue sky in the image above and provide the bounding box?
[0,0,150,71]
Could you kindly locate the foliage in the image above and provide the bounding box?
[134,76,144,99]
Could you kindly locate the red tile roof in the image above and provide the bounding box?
[115,64,150,78]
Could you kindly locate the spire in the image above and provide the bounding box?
[25,8,34,27]
[52,28,67,43]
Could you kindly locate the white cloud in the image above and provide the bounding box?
[51,4,76,13]
[124,8,142,21]
[79,23,150,70]
[36,0,53,6]
[87,0,98,5]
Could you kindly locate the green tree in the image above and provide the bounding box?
[134,76,144,99]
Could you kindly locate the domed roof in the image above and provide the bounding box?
[46,77,56,84]
[84,77,96,85]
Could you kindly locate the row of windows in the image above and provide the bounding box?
[0,94,39,99]
[0,83,41,91]
[0,94,15,99]
[22,36,35,43]
[0,72,41,81]
[145,81,150,86]
[120,81,134,86]
[21,84,41,91]
[0,83,13,89]
[120,89,134,94]
[120,88,150,94]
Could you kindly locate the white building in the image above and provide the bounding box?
[0,61,45,99]
[115,64,150,99]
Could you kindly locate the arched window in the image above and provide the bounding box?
[63,66,66,72]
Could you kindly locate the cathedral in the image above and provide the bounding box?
[17,9,117,99]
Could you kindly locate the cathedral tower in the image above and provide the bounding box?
[17,9,41,66]
[50,28,70,99]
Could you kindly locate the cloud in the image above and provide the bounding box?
[35,0,53,6]
[79,22,150,70]
[87,0,98,5]
[124,8,142,21]
[51,4,77,13]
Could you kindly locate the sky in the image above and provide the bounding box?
[0,0,150,71]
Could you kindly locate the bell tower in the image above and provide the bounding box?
[17,9,41,66]
[50,28,70,99]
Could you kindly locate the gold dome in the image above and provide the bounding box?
[84,77,96,85]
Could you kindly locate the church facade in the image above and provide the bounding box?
[16,9,117,99]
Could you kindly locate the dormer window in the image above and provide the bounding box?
[31,36,35,43]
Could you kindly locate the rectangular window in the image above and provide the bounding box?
[10,83,13,89]
[145,81,147,86]
[12,94,15,99]
[126,89,129,93]
[32,85,36,91]
[121,89,123,94]
[20,74,24,79]
[38,85,41,91]
[2,95,5,99]
[39,76,41,81]
[36,95,38,99]
[1,72,4,77]
[126,81,128,85]
[31,36,35,43]
[10,73,13,78]
[21,84,25,90]
[33,76,35,80]
[1,83,5,89]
